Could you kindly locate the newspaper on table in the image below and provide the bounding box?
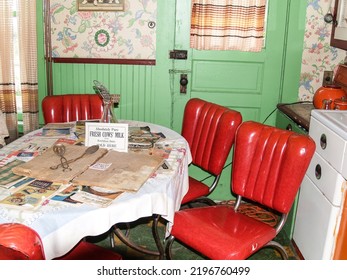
[72,150,164,192]
[0,179,63,210]
[41,122,75,138]
[11,144,164,193]
[51,184,123,208]
[11,145,108,184]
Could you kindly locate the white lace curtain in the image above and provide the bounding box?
[190,0,267,52]
[0,0,39,142]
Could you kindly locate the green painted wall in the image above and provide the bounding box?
[36,0,307,201]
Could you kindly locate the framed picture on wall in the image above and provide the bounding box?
[77,0,124,12]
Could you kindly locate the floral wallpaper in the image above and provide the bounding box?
[299,0,347,100]
[50,0,157,60]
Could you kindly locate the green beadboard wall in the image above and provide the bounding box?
[36,0,307,201]
[51,63,156,121]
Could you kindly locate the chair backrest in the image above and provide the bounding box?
[0,223,45,260]
[181,98,242,176]
[42,94,103,124]
[232,121,316,215]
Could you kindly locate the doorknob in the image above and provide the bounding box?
[180,74,188,94]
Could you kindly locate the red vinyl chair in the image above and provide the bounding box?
[180,98,242,205]
[165,121,316,260]
[0,223,122,260]
[42,94,104,124]
[112,98,242,259]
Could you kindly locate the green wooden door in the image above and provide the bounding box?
[170,0,306,132]
[167,0,307,200]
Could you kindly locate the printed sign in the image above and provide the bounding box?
[85,123,128,152]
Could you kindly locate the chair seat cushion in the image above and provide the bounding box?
[181,177,210,205]
[170,205,276,260]
[55,241,122,260]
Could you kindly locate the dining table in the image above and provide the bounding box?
[0,120,192,260]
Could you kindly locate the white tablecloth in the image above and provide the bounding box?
[0,121,191,259]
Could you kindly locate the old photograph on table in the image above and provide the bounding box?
[77,0,124,11]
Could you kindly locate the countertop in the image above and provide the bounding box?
[277,102,315,131]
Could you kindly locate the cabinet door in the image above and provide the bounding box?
[276,111,308,134]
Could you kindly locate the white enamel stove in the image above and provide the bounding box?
[293,109,347,259]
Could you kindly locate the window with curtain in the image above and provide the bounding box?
[190,0,267,52]
[0,0,39,143]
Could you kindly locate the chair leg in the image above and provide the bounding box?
[193,197,217,206]
[263,240,288,260]
[109,229,115,248]
[165,235,175,260]
[183,197,217,209]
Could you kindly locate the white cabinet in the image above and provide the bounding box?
[293,110,347,259]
